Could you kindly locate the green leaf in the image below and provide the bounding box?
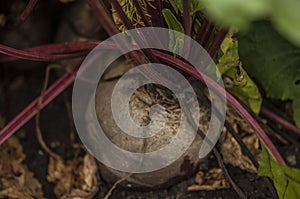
[162,9,184,55]
[201,0,270,29]
[168,0,204,16]
[217,37,262,114]
[258,142,300,199]
[238,21,300,126]
[217,37,238,74]
[190,0,204,15]
[200,0,300,46]
[271,0,300,46]
[293,99,300,128]
[167,0,204,40]
[162,8,184,34]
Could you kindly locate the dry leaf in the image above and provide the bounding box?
[47,156,73,196]
[187,168,230,191]
[47,152,99,199]
[0,136,44,199]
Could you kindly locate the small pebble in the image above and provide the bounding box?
[38,150,44,156]
[286,155,297,166]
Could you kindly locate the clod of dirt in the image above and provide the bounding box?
[187,168,230,191]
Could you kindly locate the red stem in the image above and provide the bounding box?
[0,61,81,144]
[261,107,300,136]
[152,50,286,165]
[0,41,108,62]
[4,0,38,30]
[132,0,151,27]
[0,0,285,166]
[182,0,191,37]
[86,0,120,36]
[196,20,215,47]
[0,44,87,62]
[111,0,134,30]
[0,41,286,165]
[208,30,228,57]
[87,0,177,88]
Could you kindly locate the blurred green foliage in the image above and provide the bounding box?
[238,21,300,127]
[201,0,300,46]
